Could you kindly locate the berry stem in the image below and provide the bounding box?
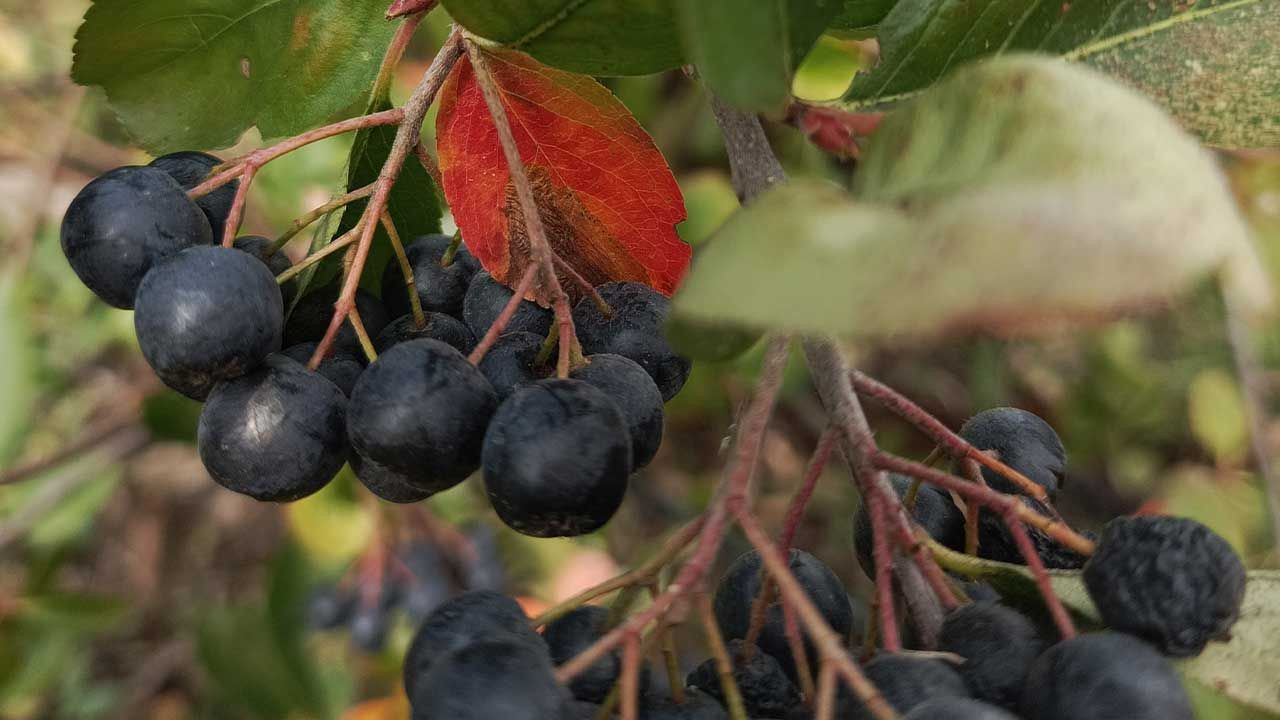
[274,225,360,285]
[999,507,1078,640]
[814,663,837,720]
[553,253,612,314]
[386,0,437,19]
[467,264,539,365]
[380,209,427,329]
[220,166,255,247]
[347,305,378,363]
[651,588,686,705]
[778,426,837,552]
[697,592,750,720]
[271,183,375,253]
[369,12,425,103]
[412,141,444,189]
[440,231,463,267]
[782,599,816,699]
[869,489,902,652]
[307,29,464,370]
[620,634,641,720]
[960,458,984,555]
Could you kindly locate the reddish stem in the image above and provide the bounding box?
[387,0,436,18]
[869,490,901,652]
[468,264,540,364]
[778,426,837,552]
[1001,507,1078,640]
[552,253,610,313]
[220,166,254,247]
[620,634,641,720]
[413,141,444,189]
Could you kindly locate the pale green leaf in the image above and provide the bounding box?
[0,274,36,467]
[1180,571,1280,717]
[1188,369,1249,464]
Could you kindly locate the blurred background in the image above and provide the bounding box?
[1,4,1277,719]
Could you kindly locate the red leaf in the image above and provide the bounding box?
[436,48,689,302]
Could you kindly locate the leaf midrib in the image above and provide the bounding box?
[128,0,286,77]
[510,0,593,49]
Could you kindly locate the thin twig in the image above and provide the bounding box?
[274,225,361,284]
[648,584,686,705]
[468,265,540,364]
[220,166,254,247]
[698,593,749,720]
[1000,507,1078,640]
[779,426,837,552]
[620,634,641,720]
[815,663,837,720]
[347,305,378,363]
[271,184,375,252]
[382,209,426,328]
[413,141,444,189]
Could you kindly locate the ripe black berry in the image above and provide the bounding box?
[840,654,970,719]
[409,639,566,720]
[60,165,213,308]
[284,285,390,358]
[1083,515,1246,657]
[382,233,477,318]
[571,353,665,469]
[937,603,1044,709]
[854,474,965,579]
[713,549,853,681]
[403,590,544,701]
[1020,632,1192,720]
[233,235,294,305]
[482,379,631,537]
[640,688,727,720]
[976,497,1090,570]
[463,271,553,338]
[375,313,476,355]
[543,605,649,703]
[134,245,282,399]
[347,339,497,496]
[905,698,1020,720]
[149,151,238,240]
[572,282,691,401]
[197,354,346,501]
[686,639,799,718]
[278,342,364,396]
[477,332,547,401]
[350,451,434,504]
[959,408,1065,500]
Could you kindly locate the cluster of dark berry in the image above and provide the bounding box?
[59,155,691,536]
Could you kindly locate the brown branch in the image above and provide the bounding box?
[413,141,444,189]
[697,592,749,720]
[620,634,641,720]
[815,663,838,720]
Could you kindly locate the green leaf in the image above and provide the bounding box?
[20,593,129,633]
[679,0,843,112]
[0,274,36,467]
[1188,369,1249,464]
[674,56,1271,341]
[842,0,1278,147]
[830,0,898,34]
[441,0,682,76]
[328,95,441,295]
[71,0,398,152]
[1180,571,1280,717]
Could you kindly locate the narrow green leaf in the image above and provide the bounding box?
[0,274,36,467]
[926,539,1101,625]
[441,0,682,76]
[1180,571,1280,717]
[842,0,1278,147]
[21,593,129,633]
[71,0,397,152]
[830,0,898,35]
[674,57,1271,340]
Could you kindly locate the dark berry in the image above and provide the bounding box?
[572,282,691,401]
[959,408,1065,500]
[399,542,453,621]
[134,245,282,399]
[233,235,294,305]
[686,639,799,718]
[544,605,649,703]
[840,654,970,719]
[571,354,664,469]
[1021,632,1192,720]
[1083,515,1246,657]
[375,313,476,355]
[713,549,853,682]
[351,593,396,653]
[149,151,238,240]
[350,451,434,504]
[477,332,547,401]
[284,285,390,358]
[463,271,553,338]
[976,498,1091,569]
[347,339,497,495]
[197,354,346,501]
[482,379,631,537]
[279,342,363,396]
[462,522,506,591]
[382,234,476,317]
[60,165,213,308]
[403,590,545,701]
[854,474,965,579]
[938,603,1044,709]
[640,688,727,720]
[307,585,356,630]
[409,639,566,720]
[566,701,600,720]
[905,698,1020,720]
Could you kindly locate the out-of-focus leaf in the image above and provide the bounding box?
[286,467,374,568]
[71,0,397,152]
[830,0,898,35]
[141,391,203,444]
[677,171,739,247]
[1181,571,1280,717]
[0,274,37,467]
[267,544,336,719]
[28,470,120,548]
[1157,466,1268,556]
[1188,369,1249,464]
[674,57,1271,340]
[20,593,129,633]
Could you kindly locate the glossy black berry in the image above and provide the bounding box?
[134,245,282,399]
[284,285,390,358]
[403,590,545,701]
[197,354,346,501]
[279,342,363,396]
[1020,632,1192,720]
[905,698,1020,720]
[713,549,853,681]
[959,408,1065,500]
[150,151,238,241]
[544,605,649,703]
[482,379,631,537]
[382,234,477,318]
[409,639,566,720]
[640,688,728,720]
[840,654,970,719]
[477,332,547,401]
[854,474,965,579]
[348,339,497,496]
[938,603,1044,709]
[375,313,476,355]
[233,235,294,305]
[60,165,213,308]
[687,639,799,718]
[976,498,1091,569]
[1083,515,1246,657]
[571,353,665,469]
[350,451,434,504]
[463,271,553,338]
[572,282,691,401]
